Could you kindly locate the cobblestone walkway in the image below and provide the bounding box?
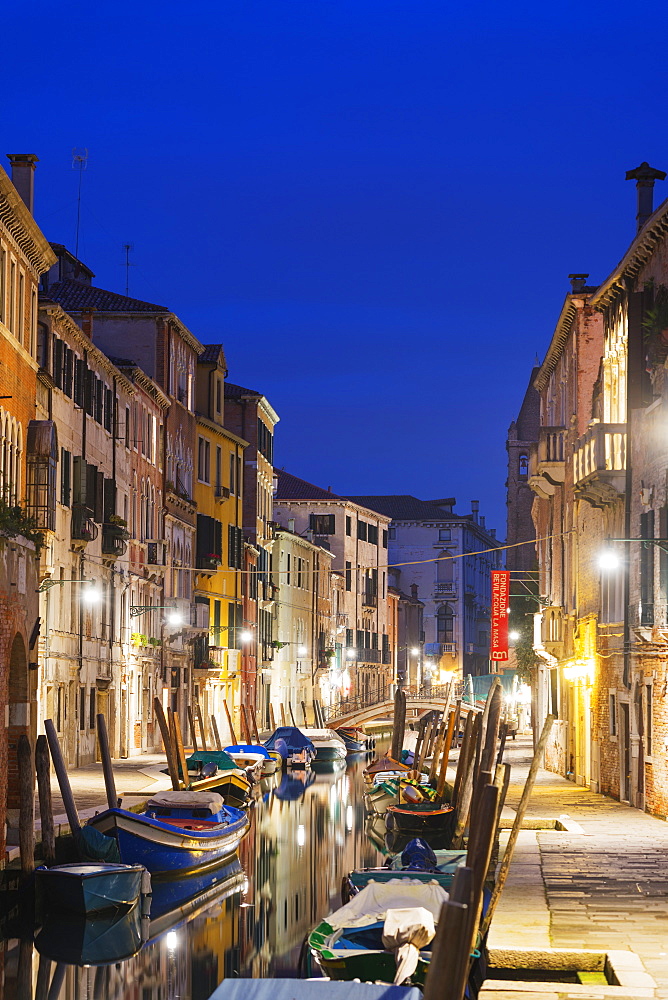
[491,737,668,996]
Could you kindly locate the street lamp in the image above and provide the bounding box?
[38,578,97,594]
[130,604,183,621]
[509,630,520,642]
[345,647,356,659]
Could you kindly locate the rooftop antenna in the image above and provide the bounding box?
[71,148,88,259]
[122,242,135,296]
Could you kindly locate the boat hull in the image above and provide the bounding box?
[35,863,145,915]
[309,920,430,984]
[87,807,249,875]
[385,803,457,840]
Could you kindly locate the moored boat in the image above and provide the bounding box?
[208,983,421,1000]
[384,801,457,840]
[363,755,410,786]
[224,744,269,782]
[343,838,466,899]
[300,728,347,761]
[264,725,315,768]
[35,861,148,916]
[185,750,252,806]
[308,878,449,985]
[35,902,145,966]
[86,790,249,875]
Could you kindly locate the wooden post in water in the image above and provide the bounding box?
[47,962,67,1000]
[195,703,208,750]
[269,703,276,731]
[435,709,458,803]
[45,718,81,835]
[223,699,237,745]
[96,713,118,810]
[301,700,308,727]
[35,735,56,865]
[423,866,474,1000]
[211,715,223,751]
[416,719,434,774]
[172,711,190,788]
[479,714,555,940]
[279,703,286,726]
[154,698,181,790]
[480,679,502,774]
[452,713,482,846]
[17,733,34,874]
[412,716,427,768]
[35,954,52,1000]
[187,706,199,752]
[390,688,402,760]
[453,710,473,806]
[251,708,261,744]
[464,782,499,978]
[289,702,297,726]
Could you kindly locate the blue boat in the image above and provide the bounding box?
[343,838,467,899]
[35,861,148,915]
[264,726,315,768]
[86,790,249,875]
[35,902,145,965]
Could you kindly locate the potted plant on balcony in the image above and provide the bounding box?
[106,514,130,540]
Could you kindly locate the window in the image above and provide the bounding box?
[367,523,378,545]
[519,454,529,479]
[439,528,451,541]
[198,437,210,483]
[60,449,71,506]
[125,406,130,448]
[436,604,454,644]
[640,511,655,626]
[389,526,396,539]
[257,419,273,462]
[26,420,57,531]
[382,529,388,548]
[346,515,352,536]
[309,513,335,534]
[79,687,86,730]
[227,524,243,569]
[18,272,24,345]
[215,378,222,414]
[0,407,23,506]
[229,452,236,495]
[0,245,5,326]
[345,560,352,592]
[285,553,291,585]
[609,692,617,737]
[645,684,653,757]
[297,557,303,588]
[89,688,96,730]
[9,260,16,336]
[357,520,367,541]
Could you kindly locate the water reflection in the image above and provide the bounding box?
[0,758,382,998]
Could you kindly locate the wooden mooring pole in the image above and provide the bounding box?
[35,734,55,865]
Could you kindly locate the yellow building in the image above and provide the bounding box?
[193,345,248,740]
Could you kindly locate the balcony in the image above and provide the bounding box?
[573,422,626,508]
[434,582,457,597]
[101,524,128,558]
[528,426,566,500]
[424,642,457,656]
[196,554,222,572]
[357,647,381,663]
[71,505,98,544]
[146,540,167,566]
[382,649,392,664]
[361,592,378,609]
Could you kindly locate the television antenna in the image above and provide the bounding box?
[122,243,135,296]
[71,148,88,259]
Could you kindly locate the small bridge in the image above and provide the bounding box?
[328,696,480,729]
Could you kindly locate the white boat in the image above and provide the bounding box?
[300,728,347,762]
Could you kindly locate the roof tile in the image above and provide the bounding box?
[46,278,168,313]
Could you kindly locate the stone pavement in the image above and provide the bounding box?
[489,736,668,997]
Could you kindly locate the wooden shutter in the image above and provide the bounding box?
[103,478,116,521]
[53,339,63,388]
[73,456,86,506]
[74,359,86,408]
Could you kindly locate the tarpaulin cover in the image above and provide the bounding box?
[365,755,409,776]
[327,878,448,929]
[382,906,436,983]
[209,982,422,1000]
[264,726,315,752]
[225,744,271,759]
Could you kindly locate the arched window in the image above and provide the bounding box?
[518,454,529,479]
[437,550,454,582]
[437,604,454,644]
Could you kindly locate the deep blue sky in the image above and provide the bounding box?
[6,1,668,533]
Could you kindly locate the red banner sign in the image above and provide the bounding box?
[490,570,510,662]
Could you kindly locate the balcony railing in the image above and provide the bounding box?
[357,647,381,663]
[101,525,128,557]
[424,642,457,655]
[71,505,98,543]
[361,592,378,608]
[573,423,626,485]
[434,582,456,596]
[538,426,566,464]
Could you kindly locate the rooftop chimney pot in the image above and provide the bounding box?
[625,161,666,232]
[6,154,38,215]
[410,583,418,599]
[471,500,479,523]
[569,273,589,293]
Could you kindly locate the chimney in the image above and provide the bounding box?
[625,162,667,232]
[471,500,479,523]
[569,273,589,293]
[410,583,418,600]
[81,307,95,340]
[480,515,486,528]
[6,154,39,215]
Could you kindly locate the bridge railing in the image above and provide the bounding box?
[324,682,466,723]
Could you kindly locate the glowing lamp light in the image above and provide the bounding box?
[297,824,305,847]
[346,647,356,659]
[439,669,455,684]
[563,658,595,685]
[410,647,420,655]
[599,548,621,571]
[166,610,182,626]
[509,630,520,642]
[166,931,178,951]
[297,645,307,656]
[239,630,253,643]
[81,586,102,605]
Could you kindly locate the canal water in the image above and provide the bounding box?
[1,756,387,999]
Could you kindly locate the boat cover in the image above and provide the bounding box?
[225,743,271,759]
[147,790,224,813]
[186,750,239,772]
[365,755,409,776]
[382,906,436,984]
[209,982,422,1000]
[264,726,315,752]
[327,878,448,929]
[301,728,346,746]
